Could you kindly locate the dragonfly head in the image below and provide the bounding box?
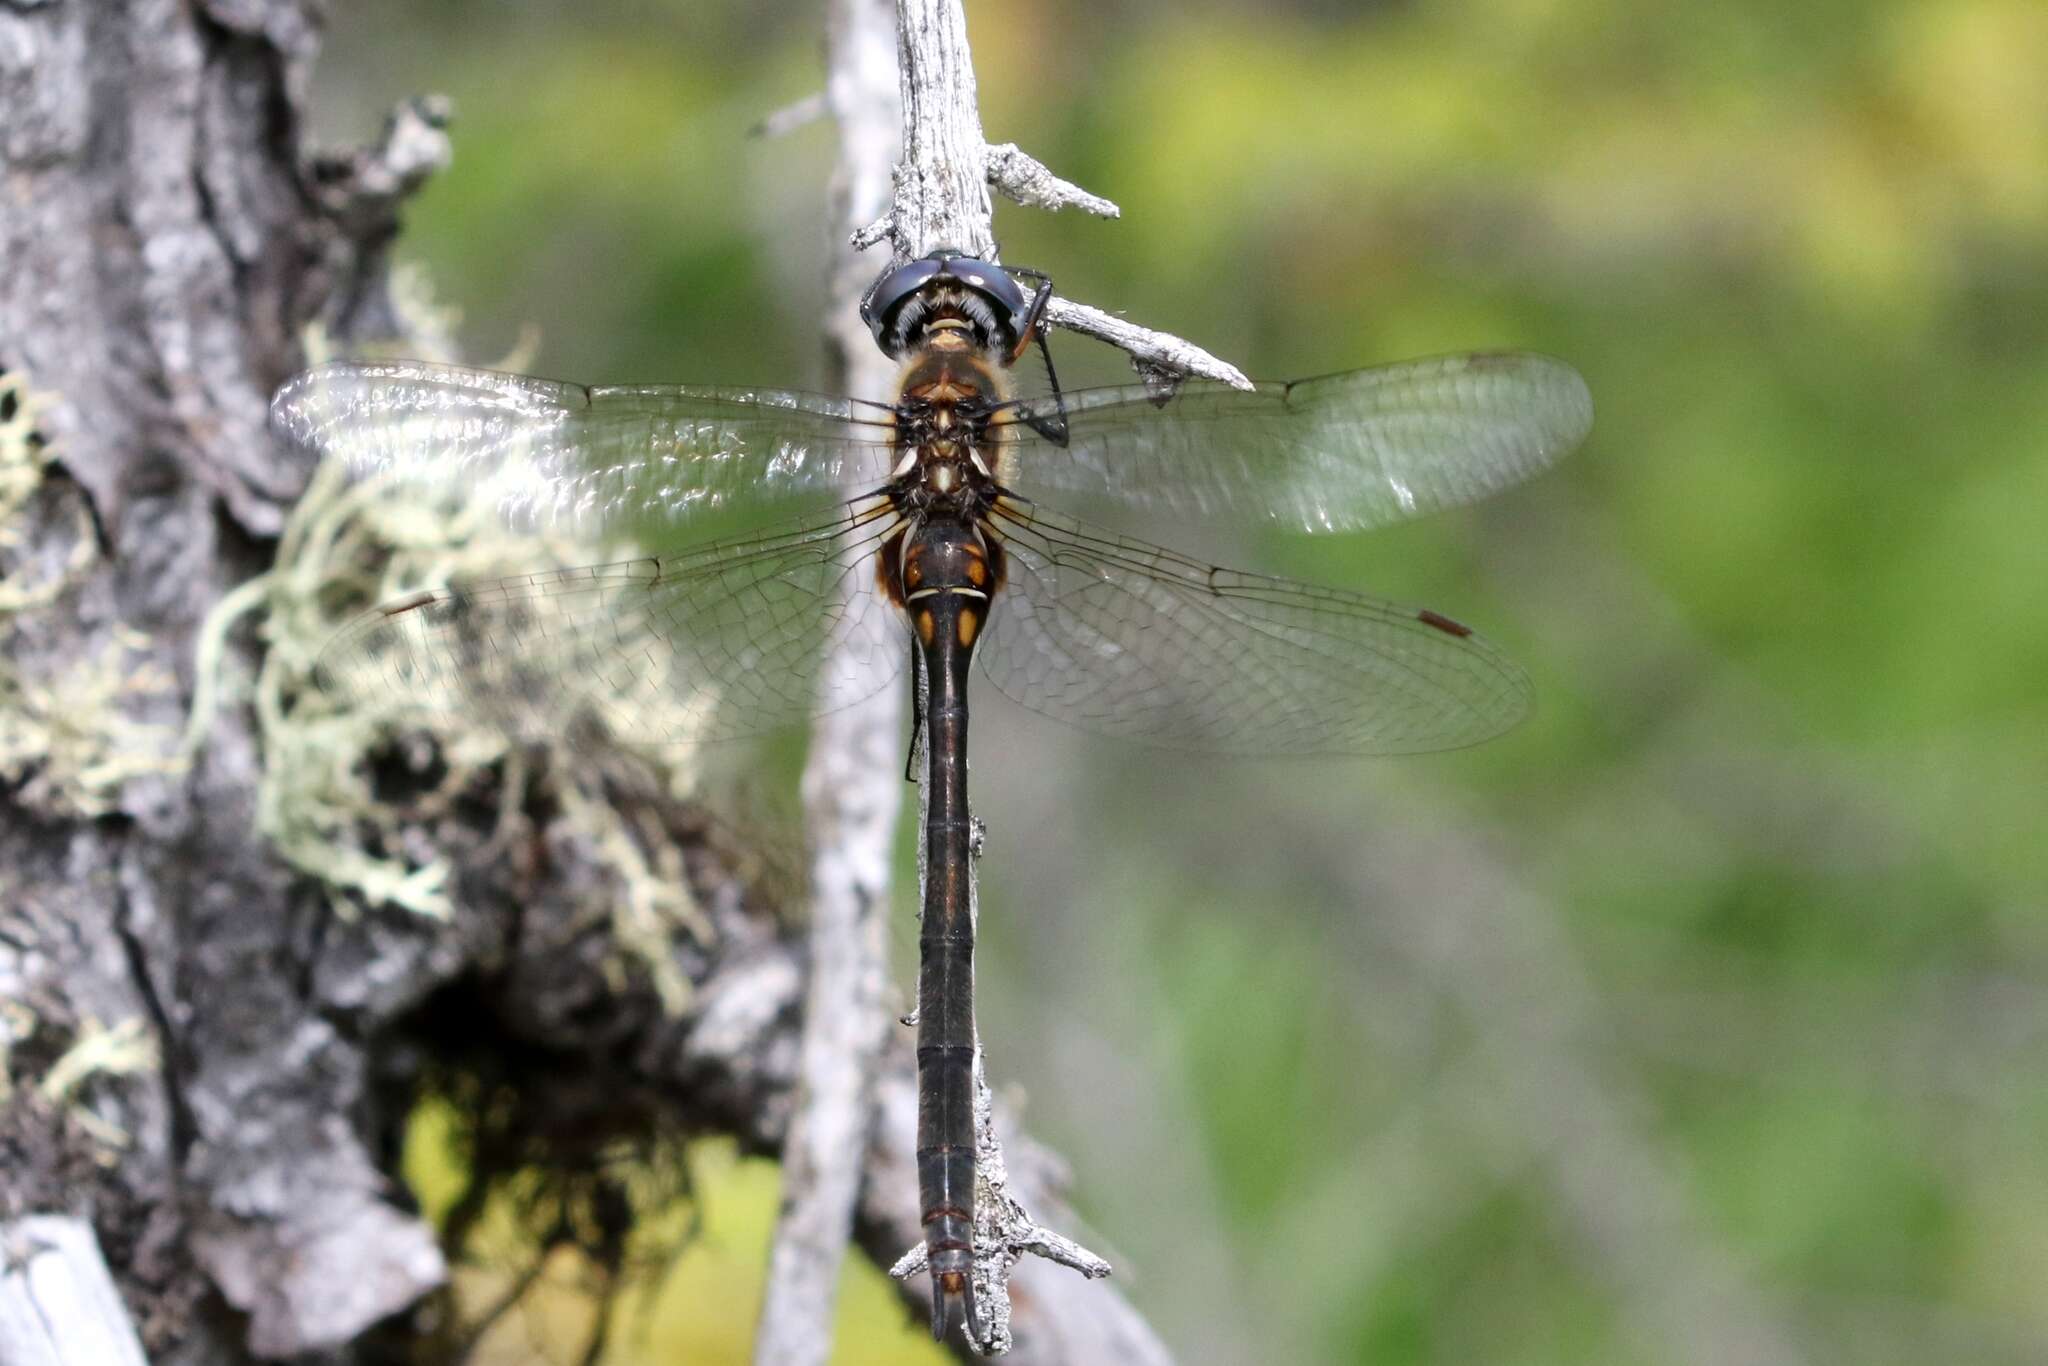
[861,250,1035,361]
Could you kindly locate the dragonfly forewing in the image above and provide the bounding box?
[272,360,901,544]
[993,351,1591,535]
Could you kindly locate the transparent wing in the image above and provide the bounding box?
[978,497,1534,755]
[994,351,1591,534]
[272,361,899,541]
[314,500,905,749]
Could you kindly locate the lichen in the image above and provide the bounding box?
[0,1000,157,1153]
[0,628,188,819]
[0,368,95,613]
[0,370,183,818]
[189,300,709,1004]
[35,1015,159,1150]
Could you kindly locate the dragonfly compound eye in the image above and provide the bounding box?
[861,251,1033,359]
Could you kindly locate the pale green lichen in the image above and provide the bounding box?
[0,628,188,819]
[0,370,184,818]
[0,1011,160,1151]
[188,288,709,1006]
[557,778,703,1015]
[37,1015,158,1096]
[55,1017,156,1151]
[0,369,94,612]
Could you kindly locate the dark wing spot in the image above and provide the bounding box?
[378,590,440,617]
[1416,608,1474,638]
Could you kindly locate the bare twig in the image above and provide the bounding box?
[1043,297,1252,391]
[309,95,453,233]
[858,1053,1178,1365]
[751,91,828,139]
[751,3,907,1364]
[673,879,1176,1365]
[856,0,1252,390]
[873,2,1127,1349]
[984,143,1120,218]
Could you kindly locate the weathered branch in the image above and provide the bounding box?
[1043,297,1251,395]
[863,1067,1175,1366]
[758,3,1196,1358]
[870,1,1123,1352]
[854,0,1251,390]
[884,1061,1113,1355]
[302,95,455,345]
[984,142,1121,217]
[750,90,829,139]
[752,3,906,1361]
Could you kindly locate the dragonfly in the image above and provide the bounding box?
[271,252,1591,1341]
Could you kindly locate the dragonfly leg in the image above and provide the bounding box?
[903,639,927,784]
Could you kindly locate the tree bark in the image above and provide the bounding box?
[1,2,445,1358]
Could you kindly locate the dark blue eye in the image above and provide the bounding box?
[859,257,947,346]
[944,258,1027,318]
[859,252,1033,358]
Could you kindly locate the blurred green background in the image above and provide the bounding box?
[313,0,2048,1362]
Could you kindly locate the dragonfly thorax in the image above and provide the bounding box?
[892,345,1008,512]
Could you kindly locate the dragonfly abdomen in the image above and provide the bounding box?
[906,513,994,1340]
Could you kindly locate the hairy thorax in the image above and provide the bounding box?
[877,324,1012,631]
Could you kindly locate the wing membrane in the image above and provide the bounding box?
[995,351,1590,534]
[978,497,1533,755]
[273,361,898,542]
[315,500,904,749]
